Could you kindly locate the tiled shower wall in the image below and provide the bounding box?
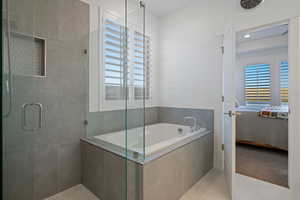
[2,0,89,199]
[87,107,214,136]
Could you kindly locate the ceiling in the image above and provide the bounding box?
[143,0,195,16]
[237,24,288,43]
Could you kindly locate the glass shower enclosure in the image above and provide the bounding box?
[84,0,148,199]
[2,0,147,199]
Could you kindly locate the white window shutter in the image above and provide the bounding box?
[245,64,271,105]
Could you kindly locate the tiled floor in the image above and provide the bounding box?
[180,169,230,200]
[45,185,99,200]
[46,169,229,200]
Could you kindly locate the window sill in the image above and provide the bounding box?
[99,99,153,112]
[236,105,289,112]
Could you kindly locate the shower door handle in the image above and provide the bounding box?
[22,103,43,131]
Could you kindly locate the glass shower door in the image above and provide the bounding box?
[2,0,146,199]
[125,1,146,199]
[2,0,89,199]
[85,0,145,200]
[2,0,38,199]
[126,0,147,161]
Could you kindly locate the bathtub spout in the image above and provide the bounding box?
[184,116,197,132]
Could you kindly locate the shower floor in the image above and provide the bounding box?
[45,185,99,200]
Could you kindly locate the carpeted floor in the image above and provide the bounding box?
[236,143,288,187]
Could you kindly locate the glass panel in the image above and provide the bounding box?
[125,1,145,199]
[85,0,129,197]
[2,0,36,199]
[85,0,145,200]
[3,0,146,199]
[126,0,146,162]
[2,0,89,199]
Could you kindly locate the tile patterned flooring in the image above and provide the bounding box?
[45,185,99,200]
[180,169,230,200]
[46,169,229,200]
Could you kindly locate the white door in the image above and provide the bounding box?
[222,26,236,198]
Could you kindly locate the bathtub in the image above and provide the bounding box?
[81,122,213,200]
[83,123,209,164]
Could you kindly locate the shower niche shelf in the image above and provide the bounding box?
[10,32,46,77]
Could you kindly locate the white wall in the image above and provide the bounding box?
[234,0,300,31]
[237,35,288,55]
[158,0,300,198]
[158,0,232,170]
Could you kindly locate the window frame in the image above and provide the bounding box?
[100,11,152,111]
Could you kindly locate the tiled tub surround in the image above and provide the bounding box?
[81,131,213,200]
[87,107,214,136]
[87,107,159,137]
[82,107,214,200]
[84,123,210,163]
[157,107,214,131]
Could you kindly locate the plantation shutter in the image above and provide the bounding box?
[245,64,271,105]
[104,19,129,100]
[280,61,288,104]
[133,31,150,100]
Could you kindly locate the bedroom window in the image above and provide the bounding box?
[280,61,288,105]
[133,31,151,100]
[244,64,271,105]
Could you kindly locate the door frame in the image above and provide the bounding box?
[221,25,236,198]
[222,17,300,200]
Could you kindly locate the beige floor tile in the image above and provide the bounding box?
[45,169,229,200]
[45,185,99,200]
[180,169,230,200]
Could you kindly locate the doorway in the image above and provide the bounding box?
[234,22,289,188]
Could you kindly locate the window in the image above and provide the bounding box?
[103,17,151,103]
[280,61,288,105]
[103,19,128,100]
[245,64,271,105]
[133,31,150,100]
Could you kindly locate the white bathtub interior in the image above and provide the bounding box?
[84,123,210,164]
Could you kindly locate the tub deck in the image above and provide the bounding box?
[82,123,210,164]
[81,123,213,200]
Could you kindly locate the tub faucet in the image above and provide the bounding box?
[184,116,197,132]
